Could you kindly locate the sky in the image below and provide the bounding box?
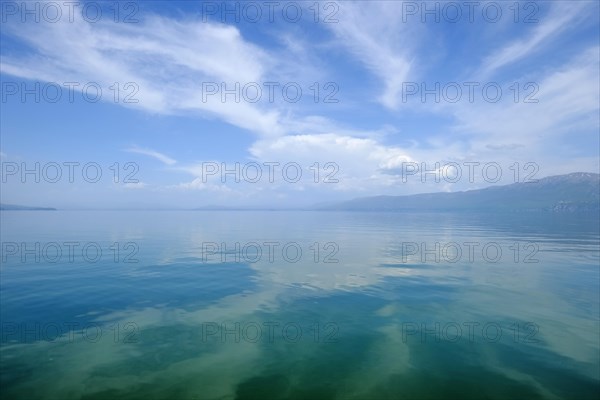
[0,0,599,209]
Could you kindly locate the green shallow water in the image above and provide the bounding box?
[1,211,598,399]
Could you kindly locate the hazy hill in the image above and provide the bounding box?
[0,204,57,211]
[317,172,600,212]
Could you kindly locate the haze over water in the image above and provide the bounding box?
[1,210,598,399]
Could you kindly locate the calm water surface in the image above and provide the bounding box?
[1,211,599,399]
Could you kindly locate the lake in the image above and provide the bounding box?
[1,211,598,399]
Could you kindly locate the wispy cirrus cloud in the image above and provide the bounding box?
[326,1,419,110]
[125,146,177,165]
[0,4,296,137]
[477,1,589,78]
[454,46,600,150]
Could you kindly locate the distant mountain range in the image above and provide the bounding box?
[316,172,600,213]
[0,204,57,211]
[2,173,598,212]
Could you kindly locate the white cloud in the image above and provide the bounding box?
[249,133,416,192]
[454,47,600,150]
[125,146,177,165]
[172,178,233,193]
[122,182,148,189]
[0,7,289,136]
[477,1,589,78]
[327,1,419,109]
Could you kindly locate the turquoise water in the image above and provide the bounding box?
[1,211,599,399]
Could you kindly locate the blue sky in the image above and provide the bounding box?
[1,0,599,209]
